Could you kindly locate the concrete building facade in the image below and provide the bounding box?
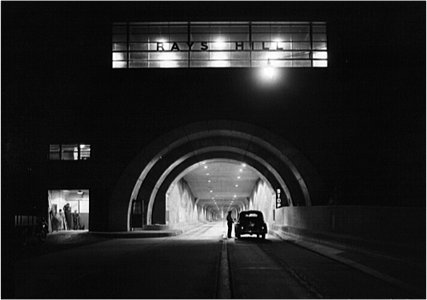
[2,2,425,244]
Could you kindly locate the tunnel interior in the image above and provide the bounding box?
[164,159,277,228]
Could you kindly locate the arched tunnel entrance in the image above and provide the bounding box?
[109,120,323,231]
[164,158,278,229]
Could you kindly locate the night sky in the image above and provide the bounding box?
[2,2,426,210]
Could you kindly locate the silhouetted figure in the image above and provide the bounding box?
[226,211,234,238]
[49,204,58,232]
[73,210,81,230]
[64,203,72,230]
[58,209,66,230]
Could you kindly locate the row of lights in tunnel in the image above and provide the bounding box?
[201,161,247,213]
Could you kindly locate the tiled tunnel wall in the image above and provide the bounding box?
[248,179,276,226]
[166,179,208,229]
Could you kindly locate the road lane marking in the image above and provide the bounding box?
[237,267,282,270]
[216,239,232,299]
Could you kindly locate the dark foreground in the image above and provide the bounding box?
[4,223,425,298]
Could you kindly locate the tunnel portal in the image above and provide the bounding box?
[109,120,323,231]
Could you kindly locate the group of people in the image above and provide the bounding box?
[49,203,81,232]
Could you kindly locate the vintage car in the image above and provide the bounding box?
[234,210,267,239]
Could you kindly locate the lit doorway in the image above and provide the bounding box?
[48,189,89,232]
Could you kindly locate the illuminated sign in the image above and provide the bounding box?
[113,22,327,68]
[276,188,284,208]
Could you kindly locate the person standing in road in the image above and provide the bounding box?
[226,211,234,238]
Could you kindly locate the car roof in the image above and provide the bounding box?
[239,210,263,215]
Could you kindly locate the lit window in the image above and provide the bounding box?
[49,144,91,160]
[80,144,91,160]
[112,21,328,69]
[49,144,60,160]
[62,144,79,160]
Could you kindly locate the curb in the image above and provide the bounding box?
[90,230,183,238]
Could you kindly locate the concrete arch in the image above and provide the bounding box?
[108,120,323,231]
[148,151,289,225]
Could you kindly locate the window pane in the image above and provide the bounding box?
[113,61,127,68]
[313,51,328,59]
[129,61,148,68]
[113,52,126,61]
[292,33,310,41]
[112,43,127,51]
[112,34,127,42]
[313,42,327,50]
[292,42,311,50]
[129,26,150,34]
[129,34,149,42]
[62,144,78,160]
[190,52,210,60]
[313,60,328,67]
[313,33,327,41]
[79,144,91,160]
[49,144,60,160]
[272,60,293,67]
[129,52,148,60]
[292,60,311,67]
[252,33,271,41]
[79,199,89,213]
[229,52,250,60]
[148,60,188,68]
[292,51,310,59]
[190,33,211,41]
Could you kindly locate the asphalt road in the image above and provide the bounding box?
[12,222,418,298]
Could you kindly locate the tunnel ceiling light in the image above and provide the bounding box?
[239,168,243,172]
[235,184,239,187]
[241,163,247,167]
[206,173,210,176]
[233,195,237,198]
[237,176,241,179]
[204,165,208,169]
[208,180,211,183]
[210,190,213,193]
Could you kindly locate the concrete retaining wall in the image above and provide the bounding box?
[272,206,426,254]
[166,179,198,226]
